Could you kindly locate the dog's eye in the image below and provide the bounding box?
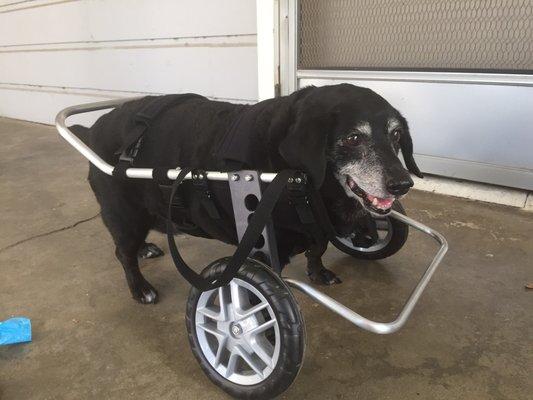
[391,129,402,141]
[343,134,362,147]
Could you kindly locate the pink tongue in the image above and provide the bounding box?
[366,194,394,209]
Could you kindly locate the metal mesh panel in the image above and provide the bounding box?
[298,0,533,72]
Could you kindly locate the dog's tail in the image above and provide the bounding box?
[68,124,91,146]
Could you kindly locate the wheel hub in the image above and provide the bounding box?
[230,323,243,337]
[195,278,281,385]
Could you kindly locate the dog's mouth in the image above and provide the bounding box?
[345,176,395,215]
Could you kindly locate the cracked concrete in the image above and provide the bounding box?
[1,118,532,399]
[0,213,99,254]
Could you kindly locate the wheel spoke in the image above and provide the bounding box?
[218,286,228,321]
[213,336,227,368]
[234,345,264,378]
[247,319,276,336]
[197,306,221,321]
[237,301,269,320]
[225,351,239,377]
[196,322,226,339]
[250,340,274,369]
[230,280,244,312]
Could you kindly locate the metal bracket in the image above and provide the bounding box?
[228,170,281,272]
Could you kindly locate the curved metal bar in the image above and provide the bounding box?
[285,209,448,334]
[55,97,138,176]
[55,98,277,183]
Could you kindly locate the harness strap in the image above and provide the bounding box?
[112,94,202,180]
[191,172,221,220]
[115,94,201,157]
[167,169,297,291]
[308,185,340,241]
[287,173,328,247]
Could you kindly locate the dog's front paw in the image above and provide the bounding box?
[307,268,342,285]
[138,243,164,259]
[130,280,159,304]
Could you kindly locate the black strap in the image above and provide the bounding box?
[286,174,343,245]
[115,94,201,157]
[307,185,339,241]
[152,167,173,185]
[192,172,221,220]
[112,162,130,179]
[167,169,296,291]
[287,173,328,247]
[112,95,203,180]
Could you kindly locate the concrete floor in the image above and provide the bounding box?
[1,117,532,400]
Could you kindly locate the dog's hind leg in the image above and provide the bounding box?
[306,241,342,285]
[105,209,159,304]
[116,243,159,304]
[89,169,160,303]
[91,178,158,304]
[97,200,159,304]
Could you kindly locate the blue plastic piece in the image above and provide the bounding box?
[0,317,32,345]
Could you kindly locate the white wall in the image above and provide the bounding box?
[0,0,258,125]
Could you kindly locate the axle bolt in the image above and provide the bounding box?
[231,174,240,181]
[244,174,253,182]
[231,324,243,336]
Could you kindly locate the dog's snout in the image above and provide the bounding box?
[386,176,414,196]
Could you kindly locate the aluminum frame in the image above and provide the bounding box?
[56,98,448,335]
[55,98,277,183]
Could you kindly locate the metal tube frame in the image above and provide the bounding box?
[56,98,448,335]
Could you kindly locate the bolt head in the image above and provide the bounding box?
[231,174,240,181]
[288,177,294,183]
[295,177,302,183]
[231,324,243,336]
[244,174,253,182]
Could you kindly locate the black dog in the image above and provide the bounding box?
[73,84,422,304]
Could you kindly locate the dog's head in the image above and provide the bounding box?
[279,84,422,215]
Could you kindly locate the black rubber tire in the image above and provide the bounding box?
[331,202,409,260]
[185,258,306,400]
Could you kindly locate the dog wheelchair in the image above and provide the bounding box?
[57,97,448,399]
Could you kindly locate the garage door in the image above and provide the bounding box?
[281,0,533,190]
[0,0,258,126]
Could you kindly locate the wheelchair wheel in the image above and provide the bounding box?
[186,258,305,400]
[331,201,409,260]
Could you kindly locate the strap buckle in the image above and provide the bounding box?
[192,170,221,219]
[287,172,315,225]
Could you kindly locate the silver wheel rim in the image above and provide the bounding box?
[195,278,281,385]
[336,218,393,252]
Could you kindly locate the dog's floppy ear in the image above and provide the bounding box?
[399,118,423,178]
[278,102,333,188]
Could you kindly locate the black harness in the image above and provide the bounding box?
[112,93,203,175]
[114,95,338,291]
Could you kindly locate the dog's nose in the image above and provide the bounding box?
[386,176,414,196]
